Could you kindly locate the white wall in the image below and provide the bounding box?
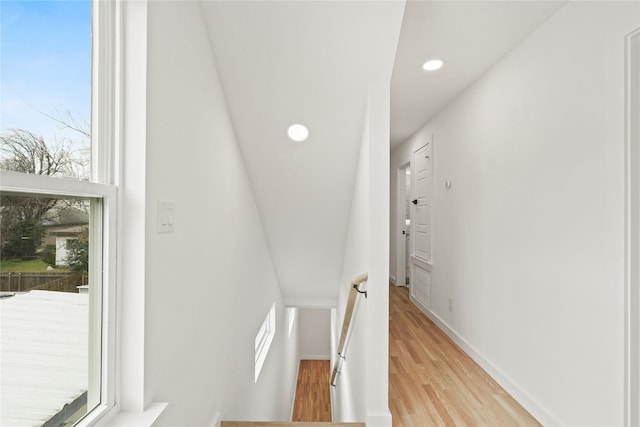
[143,2,298,424]
[390,2,639,425]
[298,309,330,359]
[333,82,392,426]
[333,105,370,422]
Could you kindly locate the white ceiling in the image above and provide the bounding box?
[391,1,565,147]
[199,1,565,303]
[200,1,404,304]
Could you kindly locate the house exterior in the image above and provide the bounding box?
[42,207,89,267]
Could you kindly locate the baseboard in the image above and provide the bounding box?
[366,410,392,427]
[409,295,561,426]
[389,275,397,286]
[289,359,301,421]
[300,354,330,360]
[208,411,221,427]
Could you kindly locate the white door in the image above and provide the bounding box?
[412,142,432,262]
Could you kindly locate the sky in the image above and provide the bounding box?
[0,0,91,147]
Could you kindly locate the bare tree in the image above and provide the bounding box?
[1,117,90,259]
[0,129,75,176]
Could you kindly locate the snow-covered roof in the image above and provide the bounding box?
[1,290,88,426]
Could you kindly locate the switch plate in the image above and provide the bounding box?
[157,201,175,233]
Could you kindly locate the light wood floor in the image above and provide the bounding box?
[292,359,332,422]
[389,284,541,427]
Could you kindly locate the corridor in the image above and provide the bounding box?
[389,284,540,426]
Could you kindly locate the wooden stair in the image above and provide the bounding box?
[221,423,365,427]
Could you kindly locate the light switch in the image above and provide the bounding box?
[157,201,175,233]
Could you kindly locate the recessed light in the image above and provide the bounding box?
[422,59,444,71]
[287,124,309,142]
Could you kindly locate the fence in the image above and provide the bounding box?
[0,272,87,293]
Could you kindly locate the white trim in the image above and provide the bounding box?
[255,303,276,382]
[95,402,168,427]
[388,275,397,286]
[409,294,560,426]
[395,162,410,288]
[366,410,392,427]
[116,0,147,415]
[92,0,118,185]
[289,360,301,421]
[1,170,115,199]
[411,254,432,272]
[299,354,331,360]
[283,297,337,308]
[624,27,640,427]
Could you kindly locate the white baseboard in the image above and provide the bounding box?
[389,275,397,286]
[300,354,330,360]
[409,295,561,426]
[289,359,300,421]
[208,411,221,427]
[366,410,392,427]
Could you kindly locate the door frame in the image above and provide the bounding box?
[625,27,640,427]
[395,162,411,287]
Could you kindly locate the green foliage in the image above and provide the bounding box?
[40,244,57,266]
[0,258,69,273]
[1,219,44,259]
[65,228,88,273]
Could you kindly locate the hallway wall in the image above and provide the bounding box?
[143,2,298,424]
[390,2,639,425]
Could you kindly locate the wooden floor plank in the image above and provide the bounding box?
[292,359,331,422]
[389,284,540,427]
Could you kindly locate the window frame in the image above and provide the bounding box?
[0,171,117,424]
[0,0,120,424]
[254,303,276,382]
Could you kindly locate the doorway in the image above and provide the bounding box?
[396,163,411,287]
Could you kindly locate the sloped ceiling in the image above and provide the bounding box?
[200,1,404,304]
[391,1,565,147]
[199,1,565,303]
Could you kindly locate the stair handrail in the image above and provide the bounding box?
[330,272,368,387]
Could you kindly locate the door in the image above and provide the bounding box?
[396,165,412,287]
[412,142,432,262]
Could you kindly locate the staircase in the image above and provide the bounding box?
[223,275,369,427]
[222,423,365,427]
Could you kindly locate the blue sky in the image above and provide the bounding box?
[1,0,91,144]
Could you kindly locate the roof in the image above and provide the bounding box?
[1,290,89,427]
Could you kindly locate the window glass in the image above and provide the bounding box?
[0,0,92,180]
[0,192,101,426]
[255,303,276,382]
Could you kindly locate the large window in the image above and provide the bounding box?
[0,1,116,426]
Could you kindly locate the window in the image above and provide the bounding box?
[288,307,297,337]
[0,1,117,426]
[255,303,276,382]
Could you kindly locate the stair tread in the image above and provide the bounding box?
[221,423,365,427]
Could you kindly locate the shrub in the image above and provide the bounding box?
[40,245,57,266]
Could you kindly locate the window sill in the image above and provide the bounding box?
[94,402,168,427]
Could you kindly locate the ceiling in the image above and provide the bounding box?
[391,1,565,147]
[199,1,565,303]
[200,1,405,304]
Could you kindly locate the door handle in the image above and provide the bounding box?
[412,199,418,205]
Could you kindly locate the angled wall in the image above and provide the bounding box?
[143,1,298,424]
[390,2,639,425]
[333,81,392,426]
